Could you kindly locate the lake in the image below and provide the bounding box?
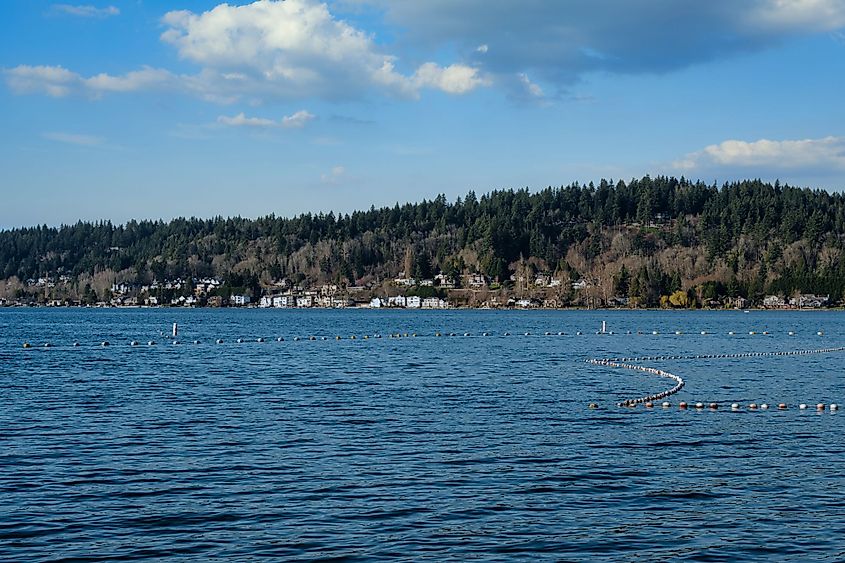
[1,308,844,560]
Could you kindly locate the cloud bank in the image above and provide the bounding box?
[674,136,845,173]
[52,4,119,18]
[217,110,316,128]
[356,0,845,94]
[10,0,487,103]
[8,1,845,104]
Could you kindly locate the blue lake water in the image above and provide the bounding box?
[1,308,844,561]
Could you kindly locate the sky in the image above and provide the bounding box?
[2,0,845,228]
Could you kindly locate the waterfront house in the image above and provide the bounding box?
[763,295,786,308]
[370,297,384,308]
[421,297,448,309]
[230,295,251,306]
[791,294,829,308]
[406,296,421,308]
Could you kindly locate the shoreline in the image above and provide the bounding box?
[0,304,840,312]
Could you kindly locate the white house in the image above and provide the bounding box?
[763,295,786,308]
[434,273,455,288]
[466,273,487,287]
[230,295,251,306]
[370,297,384,308]
[297,295,313,308]
[422,297,448,309]
[406,296,421,308]
[260,296,274,308]
[388,296,407,307]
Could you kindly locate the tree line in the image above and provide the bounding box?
[3,175,845,306]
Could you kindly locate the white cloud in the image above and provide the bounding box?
[281,109,315,128]
[517,73,544,98]
[158,0,487,100]
[42,131,104,146]
[218,109,316,128]
[411,62,490,94]
[4,64,175,98]
[52,4,119,18]
[217,113,276,128]
[9,1,487,103]
[6,65,80,97]
[320,165,346,184]
[674,136,845,171]
[750,0,845,33]
[476,44,489,54]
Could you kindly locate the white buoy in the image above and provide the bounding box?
[701,331,707,335]
[760,403,769,410]
[172,323,178,338]
[728,331,734,335]
[799,403,807,410]
[731,403,740,410]
[788,331,795,336]
[662,401,671,408]
[652,330,659,335]
[831,404,839,411]
[148,341,155,346]
[130,341,138,346]
[257,337,264,342]
[676,331,682,335]
[73,342,79,347]
[818,331,824,336]
[236,338,243,343]
[101,341,109,347]
[216,339,224,344]
[193,340,200,344]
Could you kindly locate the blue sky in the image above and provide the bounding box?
[2,1,845,228]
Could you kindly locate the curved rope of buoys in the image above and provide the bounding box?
[588,346,845,407]
[586,359,685,407]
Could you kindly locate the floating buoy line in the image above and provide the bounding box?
[586,346,845,409]
[585,358,685,407]
[16,323,842,411]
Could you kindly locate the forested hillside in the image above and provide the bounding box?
[3,176,845,307]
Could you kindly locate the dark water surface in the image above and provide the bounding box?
[1,309,844,561]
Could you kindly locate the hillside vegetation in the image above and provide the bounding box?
[3,176,845,307]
